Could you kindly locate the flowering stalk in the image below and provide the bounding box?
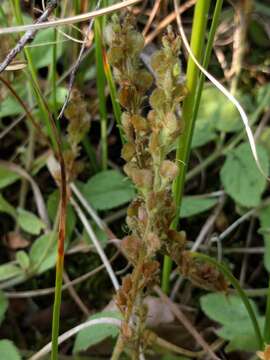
[106,14,228,358]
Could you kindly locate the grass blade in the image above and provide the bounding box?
[162,0,211,293]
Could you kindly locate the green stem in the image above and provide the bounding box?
[95,17,108,170]
[192,252,264,350]
[102,49,124,144]
[51,27,58,124]
[51,254,64,360]
[264,277,270,343]
[162,0,211,294]
[12,0,58,152]
[192,0,224,121]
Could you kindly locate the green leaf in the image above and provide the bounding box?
[220,142,269,207]
[249,19,270,48]
[258,127,270,157]
[0,291,8,325]
[200,293,264,352]
[30,28,63,69]
[0,194,17,219]
[197,86,241,133]
[0,96,23,118]
[180,196,218,218]
[0,79,27,118]
[192,118,217,148]
[17,208,46,235]
[48,87,68,110]
[0,340,21,360]
[29,232,57,274]
[82,170,135,210]
[16,251,30,271]
[0,166,20,189]
[47,190,76,239]
[0,263,23,282]
[73,311,122,353]
[258,204,270,271]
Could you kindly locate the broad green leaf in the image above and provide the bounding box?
[220,142,269,207]
[73,311,122,353]
[47,190,76,239]
[258,127,270,157]
[0,194,17,219]
[0,340,21,360]
[180,196,218,218]
[258,204,270,271]
[30,28,63,69]
[29,232,57,274]
[197,86,242,133]
[0,96,23,118]
[0,79,27,118]
[0,291,8,325]
[192,119,217,148]
[0,166,20,189]
[0,263,23,282]
[82,170,135,210]
[200,293,264,352]
[17,208,46,235]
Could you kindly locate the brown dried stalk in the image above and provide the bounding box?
[106,14,227,359]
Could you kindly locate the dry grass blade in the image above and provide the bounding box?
[0,0,142,35]
[0,160,50,228]
[145,0,196,44]
[28,318,122,360]
[155,286,221,360]
[71,197,120,291]
[0,0,57,72]
[142,0,162,36]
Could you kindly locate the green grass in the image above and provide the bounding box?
[162,0,212,293]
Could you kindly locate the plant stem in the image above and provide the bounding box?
[95,16,108,170]
[192,252,264,350]
[51,253,64,360]
[12,0,58,152]
[102,49,124,144]
[264,277,270,343]
[192,0,224,121]
[162,0,211,293]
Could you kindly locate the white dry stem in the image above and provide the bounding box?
[70,182,106,231]
[70,197,120,291]
[174,0,270,181]
[0,0,142,35]
[28,317,122,360]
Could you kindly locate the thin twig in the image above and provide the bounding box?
[63,271,90,316]
[0,0,142,35]
[28,318,122,360]
[155,286,221,360]
[57,0,102,119]
[70,197,120,291]
[5,251,120,298]
[145,0,196,45]
[142,0,162,36]
[0,160,50,228]
[0,1,57,73]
